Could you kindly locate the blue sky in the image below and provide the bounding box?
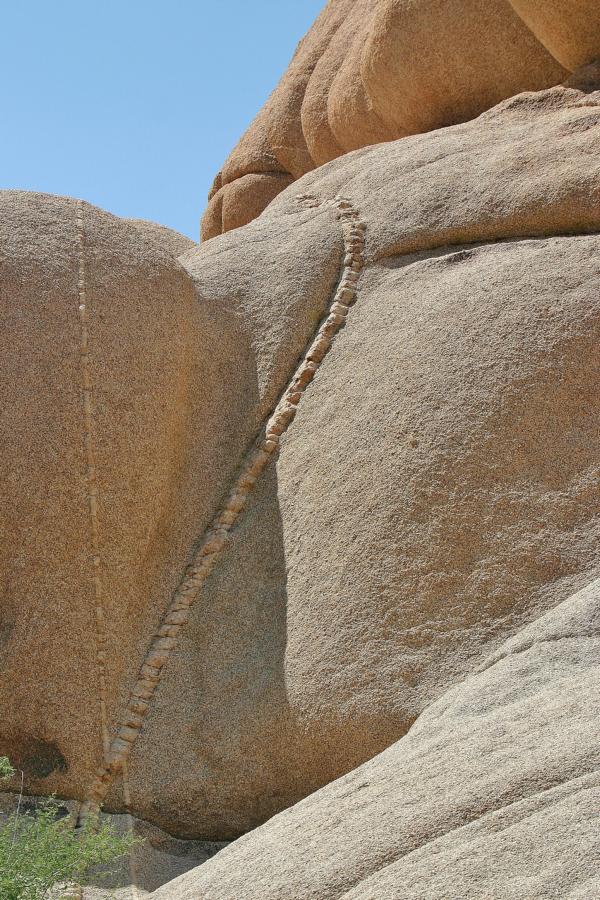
[1,1,324,239]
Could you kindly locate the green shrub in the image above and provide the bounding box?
[0,757,15,781]
[0,757,139,900]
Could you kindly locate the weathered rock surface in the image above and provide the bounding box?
[150,577,600,899]
[201,0,600,239]
[0,192,259,803]
[1,60,599,877]
[125,219,195,258]
[116,67,600,839]
[509,0,600,70]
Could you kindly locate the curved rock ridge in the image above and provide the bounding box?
[150,577,600,899]
[201,0,600,239]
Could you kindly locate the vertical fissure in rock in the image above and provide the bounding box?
[76,200,111,762]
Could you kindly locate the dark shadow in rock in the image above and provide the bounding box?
[0,735,68,779]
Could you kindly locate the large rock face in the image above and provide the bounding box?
[118,67,600,839]
[151,577,600,899]
[3,63,599,853]
[0,193,257,802]
[201,0,600,239]
[0,0,597,892]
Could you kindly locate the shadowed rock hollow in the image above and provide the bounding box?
[1,4,599,899]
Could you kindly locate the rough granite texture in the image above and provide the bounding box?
[0,9,599,898]
[82,197,367,814]
[1,69,600,848]
[125,219,195,258]
[151,577,600,898]
[122,68,600,839]
[0,192,259,804]
[201,0,600,239]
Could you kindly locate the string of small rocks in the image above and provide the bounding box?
[81,195,366,816]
